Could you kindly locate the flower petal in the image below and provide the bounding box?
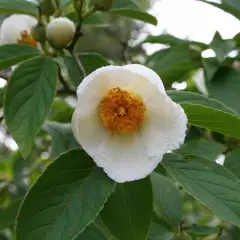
[123,64,165,93]
[0,14,37,44]
[94,133,160,183]
[140,91,187,158]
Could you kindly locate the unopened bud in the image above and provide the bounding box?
[46,17,76,49]
[92,0,113,11]
[31,24,47,43]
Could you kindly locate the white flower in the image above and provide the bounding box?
[72,64,187,183]
[46,17,75,49]
[0,14,37,46]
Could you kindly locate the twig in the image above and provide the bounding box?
[121,41,128,63]
[57,88,76,95]
[67,6,97,52]
[74,53,87,77]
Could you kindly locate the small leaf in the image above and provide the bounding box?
[151,173,183,225]
[0,199,22,229]
[224,148,240,179]
[4,56,58,158]
[148,221,174,240]
[101,177,153,240]
[147,45,200,87]
[0,0,38,16]
[63,56,82,87]
[167,90,237,115]
[182,104,240,140]
[196,0,240,21]
[210,32,235,62]
[0,44,41,70]
[43,121,78,159]
[202,57,220,82]
[78,53,110,76]
[206,67,240,115]
[185,225,220,237]
[110,9,157,26]
[162,153,240,228]
[75,217,116,240]
[178,140,225,161]
[110,0,157,25]
[16,149,115,240]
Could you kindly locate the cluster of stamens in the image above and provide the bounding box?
[17,30,37,47]
[99,87,146,134]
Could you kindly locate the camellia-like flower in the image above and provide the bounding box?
[72,64,187,183]
[0,14,37,47]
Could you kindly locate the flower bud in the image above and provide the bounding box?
[46,17,75,49]
[31,24,47,43]
[92,0,113,11]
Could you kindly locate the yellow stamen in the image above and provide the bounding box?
[99,87,146,134]
[17,30,37,47]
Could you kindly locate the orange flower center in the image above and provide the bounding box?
[17,30,37,47]
[99,87,146,134]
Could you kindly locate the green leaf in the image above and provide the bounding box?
[78,53,109,76]
[0,199,22,229]
[43,121,78,159]
[101,177,153,240]
[110,9,157,26]
[16,149,115,240]
[146,44,200,87]
[143,34,207,49]
[63,56,82,87]
[224,148,240,179]
[4,56,58,158]
[75,217,116,240]
[162,153,240,228]
[0,44,41,70]
[197,0,240,20]
[168,90,240,139]
[59,0,72,9]
[151,173,183,225]
[178,140,225,161]
[144,34,188,45]
[0,0,38,16]
[185,225,220,237]
[181,104,240,139]
[210,32,235,62]
[202,57,220,82]
[206,67,240,115]
[167,90,237,115]
[110,0,157,25]
[148,221,174,240]
[0,87,5,107]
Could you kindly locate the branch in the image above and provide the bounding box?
[57,88,76,95]
[67,6,97,53]
[74,53,87,78]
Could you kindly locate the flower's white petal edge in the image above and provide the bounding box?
[0,14,37,44]
[73,64,187,182]
[123,64,165,93]
[94,133,160,183]
[77,65,140,98]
